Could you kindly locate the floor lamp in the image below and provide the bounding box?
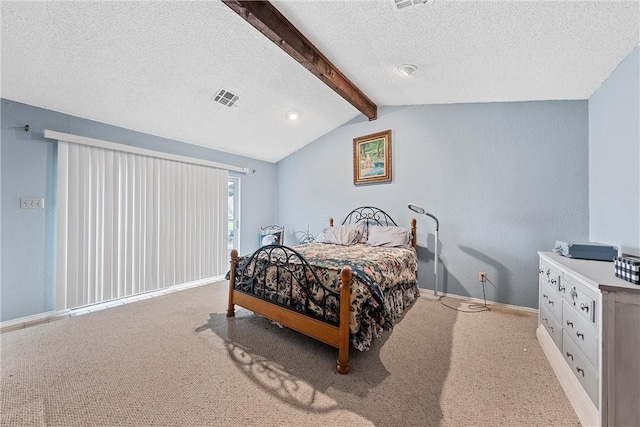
[408,203,440,300]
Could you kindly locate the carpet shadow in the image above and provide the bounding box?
[197,297,458,426]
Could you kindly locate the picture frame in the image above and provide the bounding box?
[353,129,392,185]
[259,225,284,246]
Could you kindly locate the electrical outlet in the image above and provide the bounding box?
[478,272,486,282]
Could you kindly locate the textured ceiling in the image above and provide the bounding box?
[2,1,638,163]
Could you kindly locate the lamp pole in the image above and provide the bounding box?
[408,204,440,300]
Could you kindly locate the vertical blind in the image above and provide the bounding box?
[56,139,228,310]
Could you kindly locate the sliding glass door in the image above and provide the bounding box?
[55,138,228,310]
[228,176,240,255]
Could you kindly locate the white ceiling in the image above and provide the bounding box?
[2,1,638,163]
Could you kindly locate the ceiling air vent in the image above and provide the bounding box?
[212,89,239,107]
[394,0,431,9]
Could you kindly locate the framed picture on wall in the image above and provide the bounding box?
[353,129,392,185]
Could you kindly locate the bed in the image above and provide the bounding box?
[226,206,419,374]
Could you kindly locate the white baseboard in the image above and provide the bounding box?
[419,288,538,314]
[0,310,70,333]
[1,275,225,334]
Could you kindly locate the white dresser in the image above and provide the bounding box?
[537,252,640,427]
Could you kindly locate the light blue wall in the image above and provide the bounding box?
[276,101,589,309]
[589,47,640,256]
[1,106,58,322]
[1,99,276,322]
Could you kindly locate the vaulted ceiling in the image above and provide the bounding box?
[2,1,638,162]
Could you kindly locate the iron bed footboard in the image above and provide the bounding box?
[226,244,352,374]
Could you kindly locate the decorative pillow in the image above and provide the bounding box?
[353,220,368,243]
[349,222,367,242]
[367,226,411,247]
[316,223,364,246]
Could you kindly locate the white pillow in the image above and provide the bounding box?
[316,223,363,245]
[367,226,411,247]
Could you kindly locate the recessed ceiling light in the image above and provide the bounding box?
[398,64,417,76]
[287,111,300,120]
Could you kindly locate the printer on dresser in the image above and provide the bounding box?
[537,252,640,427]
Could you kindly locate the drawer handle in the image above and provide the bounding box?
[543,294,548,299]
[576,367,585,377]
[548,300,554,306]
[542,317,548,323]
[570,287,577,299]
[550,278,557,285]
[559,285,565,292]
[576,332,584,340]
[566,320,573,327]
[539,269,544,274]
[580,303,589,313]
[546,269,551,276]
[549,326,554,332]
[566,351,574,361]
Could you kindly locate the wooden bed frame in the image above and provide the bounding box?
[226,207,417,374]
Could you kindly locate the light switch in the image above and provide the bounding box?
[20,198,45,209]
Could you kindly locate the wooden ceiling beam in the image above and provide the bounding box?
[223,0,377,121]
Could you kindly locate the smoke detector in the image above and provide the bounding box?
[212,89,239,107]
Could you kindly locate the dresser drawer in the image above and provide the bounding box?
[540,305,562,350]
[539,259,563,293]
[540,281,562,322]
[563,331,598,405]
[563,274,598,326]
[563,300,599,370]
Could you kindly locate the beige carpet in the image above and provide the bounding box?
[1,281,580,426]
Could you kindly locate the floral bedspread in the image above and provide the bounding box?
[234,243,418,351]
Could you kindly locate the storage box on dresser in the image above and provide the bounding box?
[537,252,640,427]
